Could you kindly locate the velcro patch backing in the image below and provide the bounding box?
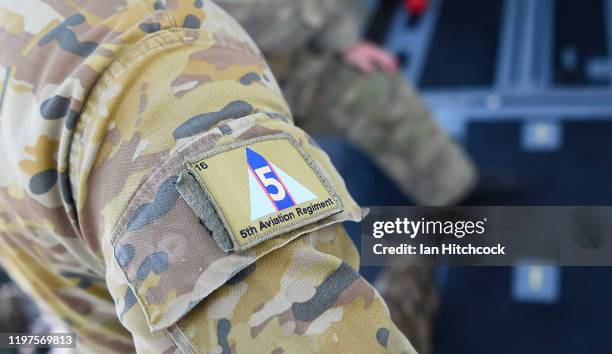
[177,134,343,251]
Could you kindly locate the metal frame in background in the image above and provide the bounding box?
[384,0,612,140]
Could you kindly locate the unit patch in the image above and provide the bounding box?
[178,134,343,251]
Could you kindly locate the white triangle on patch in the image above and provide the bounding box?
[271,163,317,204]
[247,163,318,221]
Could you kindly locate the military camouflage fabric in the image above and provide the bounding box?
[219,0,476,205]
[216,0,364,54]
[271,48,476,205]
[0,1,416,353]
[376,266,437,354]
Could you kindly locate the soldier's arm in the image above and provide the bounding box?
[313,0,367,53]
[72,2,415,353]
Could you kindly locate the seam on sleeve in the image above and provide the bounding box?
[167,324,198,354]
[69,27,227,231]
[67,5,176,225]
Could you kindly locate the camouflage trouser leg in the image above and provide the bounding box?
[272,49,477,205]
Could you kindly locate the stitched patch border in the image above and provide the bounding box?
[183,133,343,251]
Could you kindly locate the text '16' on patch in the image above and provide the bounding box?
[181,134,343,251]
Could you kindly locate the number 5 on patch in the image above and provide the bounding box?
[247,147,295,209]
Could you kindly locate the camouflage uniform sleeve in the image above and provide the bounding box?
[311,0,365,53]
[70,2,415,353]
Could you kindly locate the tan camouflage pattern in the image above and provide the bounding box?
[177,229,416,354]
[219,0,477,205]
[376,265,438,354]
[0,0,416,353]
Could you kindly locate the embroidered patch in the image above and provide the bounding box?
[178,134,343,251]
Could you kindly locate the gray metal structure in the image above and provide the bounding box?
[385,0,612,149]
